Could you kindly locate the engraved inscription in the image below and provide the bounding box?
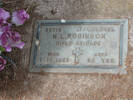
[36,24,121,67]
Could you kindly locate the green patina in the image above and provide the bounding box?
[0,0,2,7]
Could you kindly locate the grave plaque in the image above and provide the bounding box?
[30,19,128,74]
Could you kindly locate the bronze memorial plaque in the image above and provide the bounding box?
[30,19,128,74]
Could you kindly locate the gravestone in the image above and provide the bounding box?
[30,19,128,74]
[2,0,133,100]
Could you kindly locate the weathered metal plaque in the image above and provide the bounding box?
[30,19,128,74]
